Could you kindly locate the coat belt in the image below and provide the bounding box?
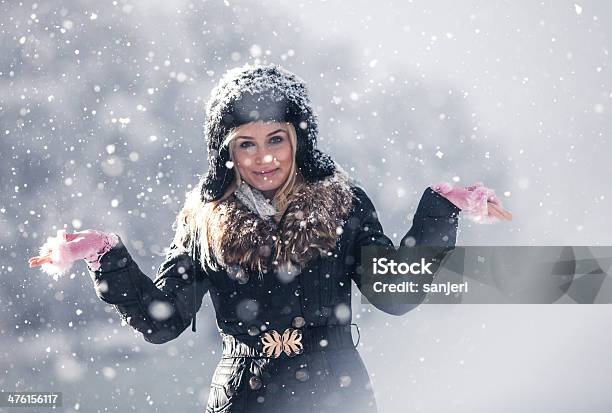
[220,324,358,358]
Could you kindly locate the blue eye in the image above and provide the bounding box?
[270,136,284,144]
[239,141,254,149]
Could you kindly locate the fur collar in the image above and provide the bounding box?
[207,165,356,275]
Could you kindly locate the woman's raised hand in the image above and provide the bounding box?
[28,229,118,277]
[431,182,512,223]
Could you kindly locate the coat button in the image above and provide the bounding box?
[236,270,250,284]
[248,326,260,336]
[292,316,305,328]
[295,368,309,382]
[249,375,262,390]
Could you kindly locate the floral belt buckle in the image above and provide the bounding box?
[261,328,304,358]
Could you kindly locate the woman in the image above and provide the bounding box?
[29,64,511,413]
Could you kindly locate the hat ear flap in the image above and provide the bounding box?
[297,148,335,183]
[201,145,234,202]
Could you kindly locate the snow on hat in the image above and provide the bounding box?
[199,63,336,202]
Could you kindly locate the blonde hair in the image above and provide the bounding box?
[167,121,302,271]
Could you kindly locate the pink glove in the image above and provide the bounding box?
[32,229,119,280]
[431,182,505,224]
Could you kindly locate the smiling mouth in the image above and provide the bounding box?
[255,168,279,177]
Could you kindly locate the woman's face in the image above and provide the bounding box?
[231,121,293,199]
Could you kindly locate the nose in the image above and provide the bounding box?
[255,151,275,166]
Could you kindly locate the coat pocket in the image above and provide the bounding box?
[323,349,370,387]
[206,358,248,413]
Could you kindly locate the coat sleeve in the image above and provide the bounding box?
[347,186,461,315]
[87,236,210,344]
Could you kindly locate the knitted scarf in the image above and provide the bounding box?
[233,181,277,222]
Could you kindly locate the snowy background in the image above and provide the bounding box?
[1,0,612,412]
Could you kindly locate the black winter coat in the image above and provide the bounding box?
[88,169,460,413]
